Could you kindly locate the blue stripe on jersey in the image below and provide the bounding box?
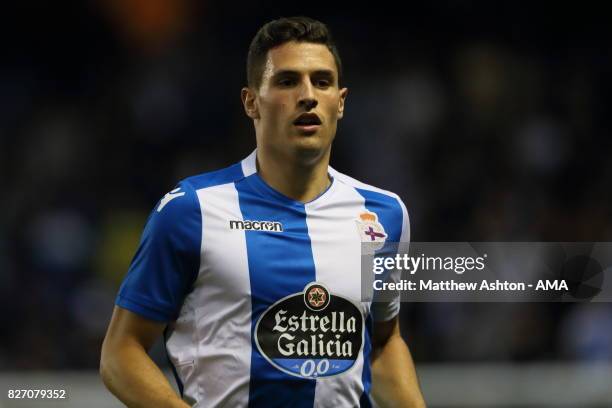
[236,174,317,408]
[116,162,246,322]
[355,188,404,406]
[359,314,373,408]
[116,180,202,322]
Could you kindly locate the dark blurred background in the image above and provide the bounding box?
[1,0,611,396]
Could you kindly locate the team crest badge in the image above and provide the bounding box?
[356,211,387,252]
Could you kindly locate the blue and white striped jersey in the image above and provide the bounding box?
[116,150,409,407]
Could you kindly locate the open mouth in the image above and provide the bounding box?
[293,113,322,132]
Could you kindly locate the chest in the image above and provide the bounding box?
[197,192,368,306]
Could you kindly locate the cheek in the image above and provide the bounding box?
[261,97,291,123]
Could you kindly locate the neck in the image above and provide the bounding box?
[256,147,332,203]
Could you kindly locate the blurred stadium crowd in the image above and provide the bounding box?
[1,2,611,371]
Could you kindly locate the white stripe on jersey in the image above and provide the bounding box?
[306,181,369,407]
[167,182,252,407]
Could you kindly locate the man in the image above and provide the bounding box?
[100,16,426,408]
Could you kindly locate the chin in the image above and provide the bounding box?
[292,133,324,149]
[291,139,331,163]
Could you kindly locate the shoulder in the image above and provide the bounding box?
[163,160,247,212]
[330,166,410,241]
[149,161,246,234]
[330,166,407,211]
[181,161,246,192]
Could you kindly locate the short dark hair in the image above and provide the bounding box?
[246,16,343,90]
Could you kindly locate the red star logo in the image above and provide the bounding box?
[308,287,326,307]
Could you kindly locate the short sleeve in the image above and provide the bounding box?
[115,181,202,322]
[371,197,410,322]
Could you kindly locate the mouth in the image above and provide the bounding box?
[293,113,322,134]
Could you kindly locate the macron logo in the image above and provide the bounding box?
[157,188,186,212]
[229,220,283,232]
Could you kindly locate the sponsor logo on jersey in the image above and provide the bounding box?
[356,211,387,251]
[229,220,283,232]
[157,188,185,212]
[255,282,364,379]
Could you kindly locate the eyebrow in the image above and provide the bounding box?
[272,69,335,79]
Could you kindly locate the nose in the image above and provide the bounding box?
[297,81,318,111]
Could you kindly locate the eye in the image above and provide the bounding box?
[278,78,295,87]
[315,79,331,88]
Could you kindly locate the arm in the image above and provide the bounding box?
[371,316,426,408]
[100,306,190,408]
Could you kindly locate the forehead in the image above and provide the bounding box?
[263,41,337,77]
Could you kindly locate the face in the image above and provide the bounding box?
[242,41,348,162]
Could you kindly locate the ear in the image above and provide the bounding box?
[241,87,260,120]
[337,87,348,119]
